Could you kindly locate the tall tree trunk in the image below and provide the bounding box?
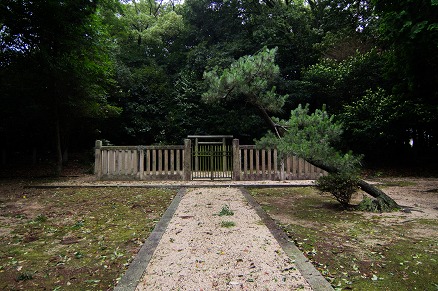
[54,110,63,177]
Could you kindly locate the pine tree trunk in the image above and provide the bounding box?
[307,158,400,210]
[356,180,400,209]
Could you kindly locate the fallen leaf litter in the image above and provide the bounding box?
[136,187,311,290]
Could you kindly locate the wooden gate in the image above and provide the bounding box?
[189,135,233,180]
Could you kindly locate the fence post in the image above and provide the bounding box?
[232,139,240,181]
[94,140,102,179]
[183,139,191,181]
[139,147,144,180]
[279,157,285,181]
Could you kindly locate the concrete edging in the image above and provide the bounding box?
[114,188,187,291]
[240,188,334,291]
[24,183,315,189]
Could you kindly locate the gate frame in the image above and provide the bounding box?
[187,135,235,180]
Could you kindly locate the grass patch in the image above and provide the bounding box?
[0,185,176,290]
[378,181,417,187]
[220,221,236,228]
[250,187,438,291]
[218,204,234,216]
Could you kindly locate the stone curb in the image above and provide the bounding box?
[24,183,315,189]
[114,188,186,291]
[240,188,334,291]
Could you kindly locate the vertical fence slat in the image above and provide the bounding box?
[102,150,107,175]
[255,149,260,179]
[273,149,278,180]
[177,149,181,173]
[170,149,174,175]
[164,149,168,176]
[108,150,114,176]
[298,157,303,178]
[145,149,150,175]
[132,149,137,175]
[266,149,272,180]
[158,150,162,174]
[117,150,122,175]
[249,149,253,179]
[286,156,291,180]
[139,149,144,179]
[261,149,266,179]
[151,149,156,175]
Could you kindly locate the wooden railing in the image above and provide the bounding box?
[96,145,140,179]
[238,145,325,180]
[239,146,277,180]
[95,141,187,180]
[141,145,185,180]
[94,139,326,181]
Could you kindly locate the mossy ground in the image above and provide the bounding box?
[0,185,175,290]
[250,187,438,291]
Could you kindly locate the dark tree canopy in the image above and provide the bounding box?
[0,0,437,173]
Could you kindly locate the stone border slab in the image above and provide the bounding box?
[25,183,315,189]
[240,188,334,291]
[114,188,186,291]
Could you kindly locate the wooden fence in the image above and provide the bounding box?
[239,145,325,180]
[94,139,326,181]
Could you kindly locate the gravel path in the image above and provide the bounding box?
[135,188,312,290]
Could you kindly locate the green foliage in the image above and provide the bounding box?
[34,214,48,223]
[0,0,120,170]
[370,0,438,161]
[258,104,361,172]
[316,172,359,206]
[218,205,234,216]
[120,0,184,46]
[257,105,364,205]
[357,196,397,212]
[302,49,386,113]
[1,0,436,168]
[16,272,33,281]
[202,47,287,113]
[340,88,411,148]
[220,221,236,228]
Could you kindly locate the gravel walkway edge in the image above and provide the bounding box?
[115,187,333,291]
[241,188,333,291]
[114,188,187,291]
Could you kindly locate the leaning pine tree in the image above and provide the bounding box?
[203,47,400,211]
[257,105,400,211]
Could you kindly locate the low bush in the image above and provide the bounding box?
[315,172,359,206]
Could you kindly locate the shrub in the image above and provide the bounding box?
[316,172,359,206]
[357,195,397,212]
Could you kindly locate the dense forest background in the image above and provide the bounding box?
[1,0,437,174]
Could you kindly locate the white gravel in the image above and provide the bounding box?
[136,187,312,290]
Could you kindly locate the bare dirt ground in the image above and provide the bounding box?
[356,177,438,220]
[1,172,437,290]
